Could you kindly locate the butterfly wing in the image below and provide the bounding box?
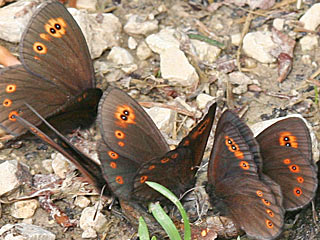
[14,104,108,195]
[0,65,67,135]
[256,117,318,210]
[207,110,284,240]
[132,103,217,201]
[97,87,170,200]
[20,0,95,93]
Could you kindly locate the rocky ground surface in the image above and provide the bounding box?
[0,0,319,239]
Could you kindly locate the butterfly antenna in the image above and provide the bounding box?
[93,184,108,220]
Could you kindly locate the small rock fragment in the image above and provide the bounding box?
[82,227,97,239]
[51,153,73,179]
[191,39,221,63]
[0,223,55,240]
[160,47,199,86]
[128,36,138,49]
[0,0,38,42]
[243,31,277,63]
[42,159,53,173]
[107,47,134,65]
[75,0,97,11]
[196,94,215,109]
[145,28,180,54]
[299,3,320,31]
[0,160,31,196]
[300,35,318,52]
[74,196,91,208]
[80,206,108,234]
[11,199,38,219]
[231,33,241,46]
[273,18,285,31]
[124,14,158,36]
[136,41,153,60]
[228,71,253,94]
[145,107,175,136]
[68,9,121,58]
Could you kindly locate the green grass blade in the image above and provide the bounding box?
[149,202,182,240]
[187,33,224,48]
[138,217,150,240]
[146,181,191,240]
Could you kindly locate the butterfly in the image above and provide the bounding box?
[96,87,217,202]
[255,117,318,211]
[0,0,102,137]
[207,110,285,240]
[15,86,216,203]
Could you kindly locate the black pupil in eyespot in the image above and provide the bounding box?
[232,145,237,150]
[121,115,127,120]
[284,137,289,141]
[37,46,43,50]
[286,143,291,147]
[228,139,232,144]
[55,23,61,29]
[123,110,129,116]
[50,28,56,33]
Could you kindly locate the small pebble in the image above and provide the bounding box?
[196,94,215,110]
[300,35,318,52]
[74,196,91,208]
[136,41,153,60]
[51,153,73,179]
[11,199,38,219]
[128,36,138,49]
[145,107,175,136]
[299,3,320,31]
[124,14,158,36]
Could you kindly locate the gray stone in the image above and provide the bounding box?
[11,199,38,219]
[145,28,180,54]
[145,107,175,136]
[124,14,158,36]
[299,3,320,31]
[0,223,55,240]
[300,35,318,52]
[136,41,153,60]
[160,47,198,86]
[0,160,31,196]
[243,31,277,63]
[191,39,221,63]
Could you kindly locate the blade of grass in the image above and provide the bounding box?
[146,181,191,240]
[138,216,150,240]
[187,33,224,48]
[149,202,182,240]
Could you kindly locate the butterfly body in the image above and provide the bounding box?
[98,87,217,202]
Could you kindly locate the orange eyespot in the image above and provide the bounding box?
[148,165,155,170]
[279,131,298,148]
[115,105,136,128]
[45,17,67,38]
[297,177,304,183]
[239,161,250,170]
[161,157,170,163]
[77,96,83,102]
[256,190,263,197]
[283,158,291,164]
[110,162,117,169]
[225,136,244,159]
[262,198,271,206]
[289,164,300,173]
[115,130,125,139]
[294,187,302,197]
[8,111,18,121]
[171,153,178,159]
[266,209,274,217]
[192,119,209,139]
[33,42,47,54]
[115,176,124,184]
[266,220,274,229]
[140,175,148,183]
[118,141,125,147]
[3,99,12,107]
[39,33,52,41]
[108,151,119,159]
[6,84,16,93]
[183,139,190,146]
